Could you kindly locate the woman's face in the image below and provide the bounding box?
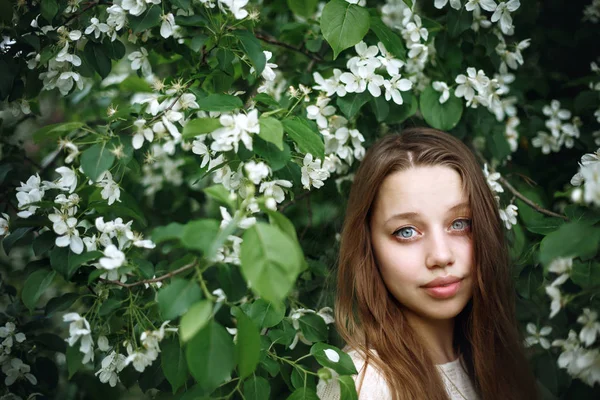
[369,165,474,323]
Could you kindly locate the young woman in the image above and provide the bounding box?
[317,128,539,400]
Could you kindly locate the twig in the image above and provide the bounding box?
[498,176,569,221]
[255,32,323,62]
[474,151,569,221]
[279,191,311,212]
[100,259,198,288]
[299,193,312,240]
[64,1,102,26]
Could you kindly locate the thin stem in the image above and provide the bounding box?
[498,175,569,221]
[100,258,198,288]
[255,32,323,62]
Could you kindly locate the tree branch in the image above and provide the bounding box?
[100,259,198,288]
[473,150,569,221]
[497,175,569,221]
[255,32,323,62]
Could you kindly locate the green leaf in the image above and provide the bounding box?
[571,261,600,288]
[204,185,235,208]
[253,138,291,172]
[234,30,266,76]
[186,320,235,392]
[83,41,112,79]
[287,0,318,18]
[129,5,162,34]
[310,343,358,375]
[419,85,463,131]
[287,388,320,400]
[98,298,123,316]
[66,344,83,379]
[336,92,371,119]
[152,222,186,244]
[266,210,298,241]
[539,221,600,265]
[162,338,189,393]
[369,16,406,60]
[240,223,304,303]
[447,6,473,38]
[402,0,413,8]
[259,117,284,150]
[158,278,203,320]
[339,375,359,400]
[386,92,418,124]
[68,251,103,279]
[197,94,243,112]
[255,93,281,109]
[103,39,126,60]
[45,293,79,317]
[22,270,56,312]
[321,0,370,59]
[486,126,511,161]
[525,217,564,235]
[244,376,271,400]
[41,0,58,22]
[370,95,390,122]
[2,227,32,255]
[298,313,328,342]
[190,34,208,52]
[33,231,55,256]
[246,299,285,328]
[181,219,220,254]
[282,117,325,160]
[182,118,222,138]
[180,300,213,342]
[80,142,116,182]
[0,0,14,25]
[32,122,85,144]
[232,308,261,379]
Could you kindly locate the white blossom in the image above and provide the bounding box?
[85,17,109,39]
[324,349,340,363]
[219,0,249,19]
[301,154,330,190]
[306,96,337,128]
[531,131,559,154]
[132,119,154,149]
[491,0,520,35]
[383,75,413,105]
[525,323,552,349]
[2,358,37,386]
[482,164,503,193]
[95,351,126,387]
[128,48,152,77]
[313,69,347,97]
[160,13,177,38]
[63,313,94,364]
[259,180,293,204]
[432,81,450,104]
[99,245,126,270]
[376,42,404,76]
[578,309,600,347]
[499,203,518,229]
[250,51,278,81]
[55,166,78,193]
[244,161,270,185]
[96,171,121,205]
[0,213,9,236]
[435,0,463,10]
[465,0,497,13]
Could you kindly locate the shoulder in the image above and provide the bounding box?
[316,349,392,400]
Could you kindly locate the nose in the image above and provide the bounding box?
[425,230,454,269]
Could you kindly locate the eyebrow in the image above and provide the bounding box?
[384,202,471,225]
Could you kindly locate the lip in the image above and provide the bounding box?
[421,276,463,299]
[422,276,462,288]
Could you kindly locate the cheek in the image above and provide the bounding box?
[373,239,423,287]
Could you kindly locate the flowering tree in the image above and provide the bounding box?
[1,0,600,398]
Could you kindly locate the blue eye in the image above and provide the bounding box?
[451,219,471,231]
[395,227,416,239]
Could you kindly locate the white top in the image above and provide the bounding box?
[316,350,480,400]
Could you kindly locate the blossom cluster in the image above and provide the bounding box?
[525,257,600,386]
[482,164,518,230]
[63,313,174,387]
[531,100,581,155]
[570,149,600,207]
[0,322,37,387]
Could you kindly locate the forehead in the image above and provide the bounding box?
[373,166,468,219]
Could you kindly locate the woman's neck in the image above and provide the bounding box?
[405,312,457,364]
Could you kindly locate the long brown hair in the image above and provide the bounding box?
[335,128,538,399]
